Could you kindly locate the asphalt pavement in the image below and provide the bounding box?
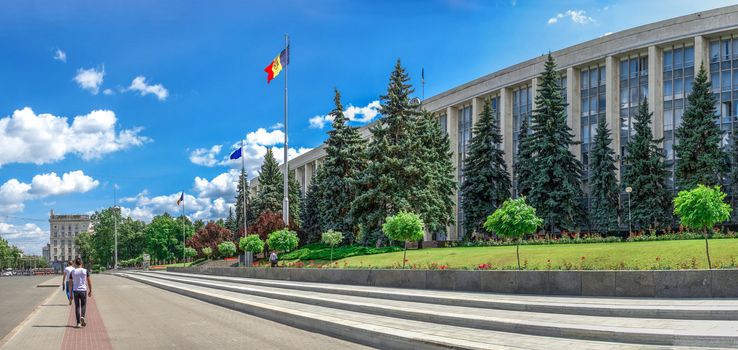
[0,276,59,343]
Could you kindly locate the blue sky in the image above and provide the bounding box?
[1,0,735,255]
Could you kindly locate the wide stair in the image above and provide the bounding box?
[118,270,738,350]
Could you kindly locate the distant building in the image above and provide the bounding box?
[42,243,50,262]
[49,210,91,270]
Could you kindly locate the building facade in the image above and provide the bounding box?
[254,5,738,241]
[48,210,91,269]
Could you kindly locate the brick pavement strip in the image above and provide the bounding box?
[60,295,113,350]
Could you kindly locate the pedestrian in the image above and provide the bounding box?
[62,261,74,305]
[70,257,92,328]
[269,250,278,268]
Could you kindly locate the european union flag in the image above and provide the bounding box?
[230,147,242,160]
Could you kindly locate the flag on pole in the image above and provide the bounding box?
[230,147,243,160]
[264,46,290,83]
[421,68,424,82]
[176,192,184,206]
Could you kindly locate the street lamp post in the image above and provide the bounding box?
[625,186,633,234]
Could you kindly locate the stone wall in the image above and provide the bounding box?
[167,267,738,298]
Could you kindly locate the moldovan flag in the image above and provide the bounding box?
[176,192,184,206]
[264,47,289,84]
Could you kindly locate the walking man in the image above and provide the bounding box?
[70,257,92,328]
[62,261,74,305]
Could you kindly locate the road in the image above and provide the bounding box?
[93,274,372,349]
[0,276,58,342]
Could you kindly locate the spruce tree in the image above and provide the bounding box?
[412,109,456,237]
[622,98,672,230]
[317,89,367,242]
[300,174,322,243]
[234,167,254,233]
[674,64,725,190]
[460,98,511,236]
[353,59,421,245]
[731,135,738,222]
[254,148,282,215]
[527,54,584,233]
[287,170,302,228]
[515,118,535,197]
[589,117,620,233]
[225,207,238,234]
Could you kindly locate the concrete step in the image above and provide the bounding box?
[152,270,738,320]
[140,271,738,348]
[119,272,711,350]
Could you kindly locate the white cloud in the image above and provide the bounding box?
[0,221,46,255]
[269,122,284,130]
[601,32,614,37]
[189,145,222,167]
[548,10,594,25]
[194,168,239,200]
[103,88,114,95]
[53,49,67,63]
[246,128,284,146]
[121,182,235,223]
[128,76,169,101]
[0,107,149,166]
[0,170,99,213]
[74,66,104,94]
[309,100,381,129]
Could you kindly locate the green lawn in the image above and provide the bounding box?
[332,239,738,270]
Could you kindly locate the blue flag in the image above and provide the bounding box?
[230,147,242,160]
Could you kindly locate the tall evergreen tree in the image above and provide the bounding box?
[317,89,367,242]
[729,135,738,222]
[515,118,535,197]
[413,109,456,237]
[234,168,254,233]
[589,117,620,233]
[300,174,322,243]
[352,59,421,245]
[460,98,511,236]
[622,98,672,230]
[225,207,238,234]
[527,54,584,233]
[674,64,725,190]
[253,148,301,227]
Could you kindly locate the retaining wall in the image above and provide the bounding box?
[167,266,738,298]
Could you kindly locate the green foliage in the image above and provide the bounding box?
[234,168,255,233]
[731,135,738,222]
[86,207,146,267]
[589,117,620,233]
[217,241,237,258]
[515,117,535,197]
[201,247,213,259]
[461,97,511,237]
[184,247,197,258]
[250,211,285,240]
[484,197,543,270]
[253,148,301,227]
[240,234,265,255]
[145,213,194,263]
[527,54,583,233]
[382,211,425,243]
[300,174,322,243]
[316,89,367,242]
[267,229,299,252]
[0,237,23,268]
[280,243,403,261]
[622,98,672,230]
[674,185,731,230]
[674,64,725,190]
[321,230,343,247]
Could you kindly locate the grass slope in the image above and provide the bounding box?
[333,239,738,270]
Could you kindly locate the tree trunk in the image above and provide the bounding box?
[403,242,408,269]
[704,227,712,269]
[330,247,334,266]
[516,239,521,270]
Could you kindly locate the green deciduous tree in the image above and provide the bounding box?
[674,64,725,190]
[673,185,731,269]
[217,241,237,258]
[382,211,424,268]
[145,213,193,263]
[201,247,213,260]
[239,234,265,257]
[622,98,672,230]
[267,229,299,253]
[483,197,543,270]
[184,247,197,260]
[320,229,343,264]
[527,54,583,233]
[589,117,620,233]
[316,89,367,242]
[461,97,511,237]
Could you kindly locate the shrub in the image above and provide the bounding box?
[184,247,197,259]
[382,211,424,268]
[187,222,233,258]
[251,211,286,240]
[321,230,343,265]
[267,229,299,253]
[484,197,543,270]
[673,185,732,269]
[217,241,237,258]
[240,234,265,255]
[279,243,402,261]
[201,247,213,260]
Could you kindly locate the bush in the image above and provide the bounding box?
[267,229,299,253]
[201,247,213,259]
[321,230,343,264]
[484,197,543,270]
[382,211,424,268]
[252,211,286,240]
[184,247,197,259]
[240,234,265,255]
[217,241,237,258]
[280,243,402,261]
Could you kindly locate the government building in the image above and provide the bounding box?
[253,5,738,241]
[47,210,91,270]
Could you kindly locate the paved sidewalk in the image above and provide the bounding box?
[0,276,59,342]
[60,294,112,350]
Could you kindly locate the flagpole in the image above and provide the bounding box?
[114,186,118,270]
[282,33,290,226]
[241,139,248,267]
[182,191,186,267]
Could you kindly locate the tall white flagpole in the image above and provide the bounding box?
[282,33,290,226]
[182,191,186,267]
[114,186,118,270]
